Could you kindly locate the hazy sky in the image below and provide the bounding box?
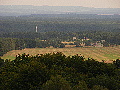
[0,0,120,8]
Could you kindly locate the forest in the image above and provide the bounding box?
[0,14,120,56]
[0,31,120,56]
[0,52,120,89]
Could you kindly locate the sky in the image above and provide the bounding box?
[0,0,120,8]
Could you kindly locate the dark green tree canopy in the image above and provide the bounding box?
[0,52,120,90]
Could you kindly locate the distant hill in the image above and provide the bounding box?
[0,5,120,16]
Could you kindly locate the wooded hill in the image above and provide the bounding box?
[0,5,120,16]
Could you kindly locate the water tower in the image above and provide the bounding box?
[36,26,38,33]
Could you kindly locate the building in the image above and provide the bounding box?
[73,37,77,40]
[92,42,103,47]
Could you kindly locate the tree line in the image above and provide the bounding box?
[0,37,65,56]
[0,30,120,56]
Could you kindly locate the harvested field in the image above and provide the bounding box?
[2,47,120,62]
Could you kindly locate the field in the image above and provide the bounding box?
[2,47,120,63]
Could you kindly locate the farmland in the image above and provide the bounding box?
[2,46,120,62]
[1,13,120,90]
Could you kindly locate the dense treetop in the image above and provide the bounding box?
[0,52,120,90]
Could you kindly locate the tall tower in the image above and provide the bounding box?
[36,26,38,33]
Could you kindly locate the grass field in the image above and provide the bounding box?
[2,47,120,62]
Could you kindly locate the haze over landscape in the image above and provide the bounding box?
[1,0,120,89]
[0,0,120,16]
[1,0,120,8]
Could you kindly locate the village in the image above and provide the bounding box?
[60,37,117,48]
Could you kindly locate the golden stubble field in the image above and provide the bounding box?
[2,47,120,62]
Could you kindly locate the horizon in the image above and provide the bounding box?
[1,0,120,8]
[0,5,120,9]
